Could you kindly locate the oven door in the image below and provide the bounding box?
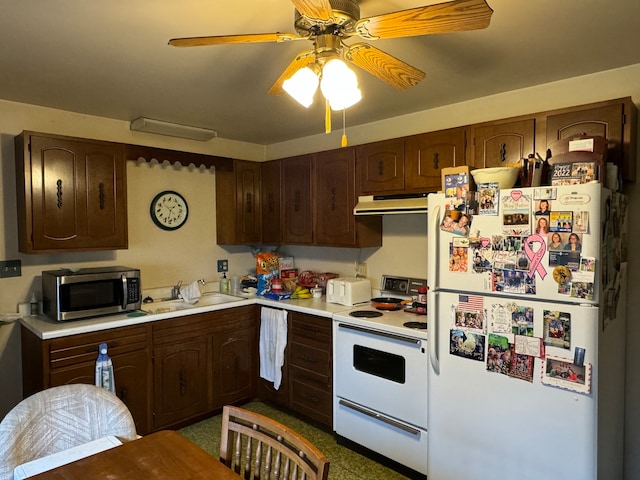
[333,321,428,429]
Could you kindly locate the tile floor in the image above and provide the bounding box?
[179,401,412,479]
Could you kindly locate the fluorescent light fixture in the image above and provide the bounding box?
[130,118,217,141]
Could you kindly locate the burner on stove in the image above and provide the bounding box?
[349,311,383,318]
[403,321,427,329]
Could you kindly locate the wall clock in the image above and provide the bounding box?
[150,190,189,230]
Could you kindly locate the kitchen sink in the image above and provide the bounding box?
[140,292,243,314]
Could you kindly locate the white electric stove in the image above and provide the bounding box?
[332,275,429,479]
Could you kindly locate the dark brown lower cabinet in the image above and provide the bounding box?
[152,305,258,430]
[21,324,153,435]
[21,305,259,435]
[258,311,333,429]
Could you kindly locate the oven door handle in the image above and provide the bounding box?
[337,323,422,346]
[428,203,441,375]
[339,399,421,436]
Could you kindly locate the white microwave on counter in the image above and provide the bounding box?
[42,266,141,322]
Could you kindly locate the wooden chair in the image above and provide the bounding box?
[220,405,329,480]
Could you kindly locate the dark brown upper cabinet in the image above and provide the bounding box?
[216,159,262,245]
[469,118,535,169]
[15,131,128,253]
[405,127,467,192]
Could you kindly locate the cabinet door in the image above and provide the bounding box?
[212,325,258,408]
[153,338,210,429]
[470,118,535,168]
[83,144,128,248]
[235,160,262,244]
[356,139,405,194]
[261,160,282,244]
[282,155,313,244]
[26,134,127,252]
[313,148,357,246]
[49,350,151,435]
[406,128,466,191]
[545,100,635,180]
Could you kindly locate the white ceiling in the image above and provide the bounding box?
[2,0,640,145]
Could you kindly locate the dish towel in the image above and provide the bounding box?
[259,307,288,390]
[180,281,202,304]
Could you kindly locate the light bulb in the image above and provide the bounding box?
[283,67,319,108]
[320,59,361,110]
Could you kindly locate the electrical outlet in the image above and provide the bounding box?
[0,260,21,278]
[355,262,367,277]
[217,259,228,273]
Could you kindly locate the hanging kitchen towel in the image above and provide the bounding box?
[259,307,288,390]
[180,281,202,304]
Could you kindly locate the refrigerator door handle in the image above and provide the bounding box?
[428,204,441,374]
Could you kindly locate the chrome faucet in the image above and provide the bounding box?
[171,280,183,300]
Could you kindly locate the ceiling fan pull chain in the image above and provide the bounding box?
[325,99,331,134]
[341,109,348,147]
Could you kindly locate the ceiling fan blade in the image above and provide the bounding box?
[267,50,317,96]
[345,43,425,90]
[169,32,303,47]
[353,0,493,40]
[290,0,333,21]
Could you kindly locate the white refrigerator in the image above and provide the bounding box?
[427,182,627,480]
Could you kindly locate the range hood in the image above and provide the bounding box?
[353,193,428,215]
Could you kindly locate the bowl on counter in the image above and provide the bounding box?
[471,166,520,189]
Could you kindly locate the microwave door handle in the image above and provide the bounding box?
[121,274,128,309]
[428,203,441,375]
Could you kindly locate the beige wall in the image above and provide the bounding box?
[1,63,639,478]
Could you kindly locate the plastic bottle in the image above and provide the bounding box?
[220,273,230,294]
[29,292,38,316]
[95,343,115,394]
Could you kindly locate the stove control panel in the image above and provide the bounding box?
[381,275,427,296]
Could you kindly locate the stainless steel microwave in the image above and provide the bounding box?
[42,266,141,321]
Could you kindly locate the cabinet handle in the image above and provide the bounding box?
[98,182,105,210]
[56,179,63,208]
[331,188,336,211]
[245,192,252,213]
[179,368,187,395]
[267,192,274,213]
[299,353,317,364]
[294,190,301,212]
[302,392,320,404]
[433,152,439,169]
[119,386,128,403]
[377,160,384,176]
[499,143,507,163]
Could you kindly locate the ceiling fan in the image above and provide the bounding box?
[169,0,494,97]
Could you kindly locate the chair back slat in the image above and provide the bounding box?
[219,406,329,480]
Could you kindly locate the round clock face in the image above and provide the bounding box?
[150,191,188,230]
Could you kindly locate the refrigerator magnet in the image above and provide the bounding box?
[541,355,592,395]
[574,347,586,367]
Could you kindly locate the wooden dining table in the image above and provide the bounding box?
[29,430,242,479]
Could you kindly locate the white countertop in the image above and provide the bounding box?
[19,295,357,340]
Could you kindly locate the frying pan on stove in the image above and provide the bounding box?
[371,297,410,311]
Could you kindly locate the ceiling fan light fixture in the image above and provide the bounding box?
[320,58,361,110]
[283,66,319,108]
